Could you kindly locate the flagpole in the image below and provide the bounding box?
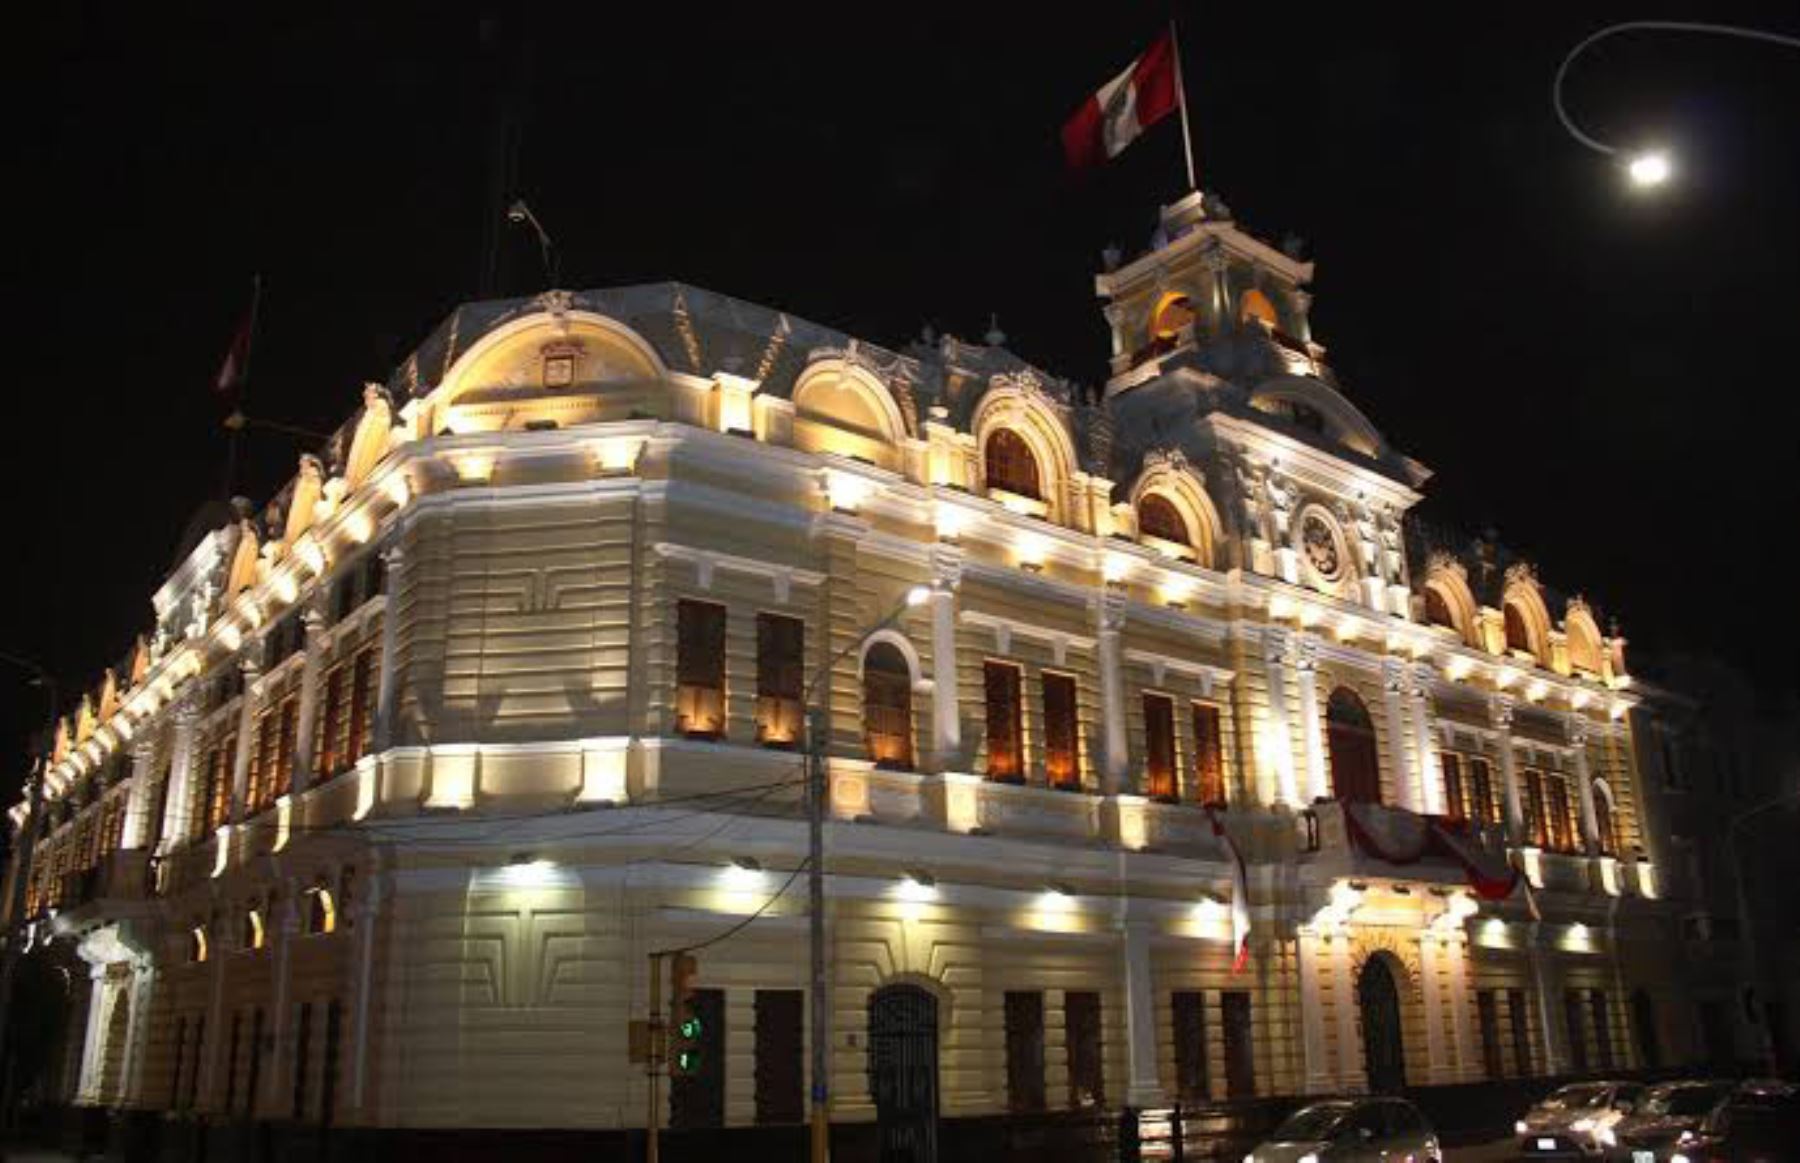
[1169,17,1198,192]
[221,274,261,500]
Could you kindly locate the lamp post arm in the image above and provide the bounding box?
[1554,20,1800,156]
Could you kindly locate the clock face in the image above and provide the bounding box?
[1302,512,1343,581]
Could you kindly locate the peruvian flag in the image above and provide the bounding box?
[214,278,260,396]
[1062,31,1180,170]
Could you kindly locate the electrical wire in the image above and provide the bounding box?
[659,855,812,957]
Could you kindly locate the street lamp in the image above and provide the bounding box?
[804,583,930,1163]
[0,650,59,1130]
[1553,21,1800,189]
[1725,787,1800,1076]
[506,197,559,286]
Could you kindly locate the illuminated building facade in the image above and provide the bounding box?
[5,192,1694,1154]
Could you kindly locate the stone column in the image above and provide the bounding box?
[348,868,385,1112]
[1446,936,1475,1081]
[1418,936,1447,1082]
[1295,928,1332,1092]
[1527,921,1566,1074]
[1119,919,1164,1107]
[230,653,264,824]
[1330,933,1360,1089]
[263,886,300,1110]
[1568,717,1599,853]
[158,699,200,852]
[1409,664,1443,816]
[121,742,158,850]
[372,543,405,752]
[1096,592,1130,795]
[1262,628,1299,806]
[1490,695,1522,836]
[1295,635,1328,803]
[75,964,109,1104]
[290,601,329,796]
[119,963,155,1107]
[928,549,963,771]
[1381,660,1415,812]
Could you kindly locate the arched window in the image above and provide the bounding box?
[984,428,1040,500]
[1504,603,1533,655]
[863,643,914,771]
[1325,688,1381,804]
[305,886,337,935]
[1424,588,1456,630]
[1240,288,1278,330]
[1151,293,1197,341]
[1138,494,1190,546]
[1592,784,1616,857]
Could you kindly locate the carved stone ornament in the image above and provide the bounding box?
[534,288,575,318]
[1503,561,1539,590]
[1142,446,1192,476]
[1425,551,1468,583]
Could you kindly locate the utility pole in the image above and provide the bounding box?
[646,951,663,1163]
[807,705,829,1163]
[1727,790,1800,1076]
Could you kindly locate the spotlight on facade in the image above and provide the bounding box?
[898,870,938,903]
[723,857,764,891]
[1626,149,1671,188]
[904,585,932,608]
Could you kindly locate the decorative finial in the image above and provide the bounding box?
[984,314,1006,347]
[1281,233,1306,259]
[1101,244,1122,272]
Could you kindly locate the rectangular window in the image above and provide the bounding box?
[1442,752,1467,822]
[1523,770,1548,847]
[245,1009,264,1117]
[754,614,804,748]
[275,694,299,799]
[676,600,727,738]
[1172,991,1209,1103]
[983,661,1024,782]
[224,1012,241,1114]
[292,1001,312,1120]
[347,646,374,766]
[186,1015,205,1110]
[1004,991,1046,1112]
[1548,776,1575,852]
[1041,673,1079,790]
[203,738,233,834]
[317,667,345,777]
[1477,990,1503,1080]
[321,1000,343,1128]
[169,1017,187,1109]
[1564,990,1589,1072]
[1222,991,1256,1098]
[669,988,726,1130]
[1064,991,1104,1108]
[1192,703,1225,805]
[1589,991,1614,1071]
[1143,693,1177,800]
[753,989,803,1126]
[1509,990,1533,1076]
[1469,758,1497,826]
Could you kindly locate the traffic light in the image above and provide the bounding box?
[669,952,702,1077]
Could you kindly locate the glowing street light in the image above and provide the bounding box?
[1553,21,1800,190]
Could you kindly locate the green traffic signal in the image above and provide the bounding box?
[679,1016,702,1040]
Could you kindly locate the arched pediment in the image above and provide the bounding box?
[1128,448,1223,569]
[1421,553,1480,648]
[1563,600,1606,677]
[1247,376,1384,458]
[970,376,1081,523]
[1501,564,1553,663]
[433,310,669,433]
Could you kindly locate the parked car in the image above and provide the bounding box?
[1599,1080,1731,1161]
[1516,1080,1646,1158]
[1669,1080,1799,1163]
[1244,1096,1441,1162]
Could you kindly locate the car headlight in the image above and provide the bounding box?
[1296,1154,1319,1163]
[1515,1119,1529,1134]
[1597,1125,1617,1147]
[1670,1154,1690,1163]
[1570,1116,1595,1134]
[1242,1154,1256,1163]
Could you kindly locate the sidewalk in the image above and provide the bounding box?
[1448,1137,1518,1161]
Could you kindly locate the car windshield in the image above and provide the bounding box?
[1642,1085,1726,1117]
[1542,1084,1610,1110]
[1273,1103,1352,1141]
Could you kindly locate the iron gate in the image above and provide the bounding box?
[868,984,939,1163]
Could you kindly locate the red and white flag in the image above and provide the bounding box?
[1062,31,1180,170]
[1206,806,1252,973]
[215,278,260,396]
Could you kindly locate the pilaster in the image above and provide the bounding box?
[229,653,263,824]
[928,548,963,772]
[290,600,329,795]
[1490,695,1521,835]
[1380,660,1414,812]
[1295,635,1327,803]
[157,697,200,853]
[1262,628,1299,806]
[372,543,405,752]
[1095,591,1129,795]
[1409,663,1442,815]
[1119,919,1164,1107]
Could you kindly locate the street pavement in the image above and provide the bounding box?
[1447,1138,1517,1161]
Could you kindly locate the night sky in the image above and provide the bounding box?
[6,4,1798,793]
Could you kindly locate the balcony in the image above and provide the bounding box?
[1297,800,1516,896]
[53,850,153,916]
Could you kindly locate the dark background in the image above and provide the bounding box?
[4,3,1797,794]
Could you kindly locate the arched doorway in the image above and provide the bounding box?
[1358,955,1406,1094]
[867,985,939,1163]
[1327,688,1382,804]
